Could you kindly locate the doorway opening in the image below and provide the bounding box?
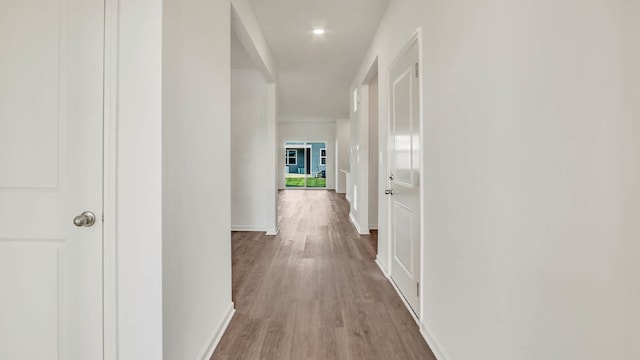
[284,141,327,188]
[368,71,379,233]
[364,64,380,256]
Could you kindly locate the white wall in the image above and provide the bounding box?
[231,69,270,231]
[115,0,163,358]
[368,74,379,229]
[353,1,640,359]
[162,0,233,359]
[336,118,351,193]
[278,122,336,190]
[230,1,278,235]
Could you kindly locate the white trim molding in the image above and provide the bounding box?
[265,226,280,236]
[349,211,370,235]
[376,255,450,360]
[197,303,236,360]
[420,323,450,360]
[231,225,269,232]
[103,0,119,357]
[375,256,389,276]
[231,225,280,235]
[376,253,449,360]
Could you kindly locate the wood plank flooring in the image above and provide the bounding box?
[212,190,436,360]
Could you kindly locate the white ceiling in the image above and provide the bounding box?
[248,0,389,121]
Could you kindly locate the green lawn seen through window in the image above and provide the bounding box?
[285,177,326,187]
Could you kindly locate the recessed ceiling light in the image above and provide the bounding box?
[312,28,326,35]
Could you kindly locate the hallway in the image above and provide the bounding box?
[212,190,435,359]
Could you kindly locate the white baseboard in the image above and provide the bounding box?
[376,259,449,360]
[419,323,450,360]
[375,257,389,276]
[232,225,280,235]
[266,225,280,236]
[369,224,378,230]
[348,212,359,232]
[348,212,369,235]
[197,303,235,360]
[231,225,267,232]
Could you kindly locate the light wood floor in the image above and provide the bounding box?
[212,190,436,360]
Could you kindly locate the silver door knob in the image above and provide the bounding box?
[73,211,96,227]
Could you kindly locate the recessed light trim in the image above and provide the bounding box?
[312,28,326,35]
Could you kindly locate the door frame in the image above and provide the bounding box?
[103,0,118,357]
[363,63,379,232]
[103,0,164,358]
[283,140,328,189]
[385,28,425,324]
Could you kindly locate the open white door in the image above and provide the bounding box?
[387,40,421,315]
[0,0,105,358]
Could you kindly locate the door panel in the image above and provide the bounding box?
[0,244,60,358]
[0,0,61,188]
[392,69,414,187]
[0,0,104,358]
[388,40,421,315]
[393,202,415,276]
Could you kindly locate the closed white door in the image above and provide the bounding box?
[0,0,104,358]
[388,40,421,315]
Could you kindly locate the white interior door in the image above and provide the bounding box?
[388,40,421,315]
[0,0,104,358]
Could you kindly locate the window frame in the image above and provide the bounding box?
[285,149,297,165]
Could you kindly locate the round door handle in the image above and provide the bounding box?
[73,211,96,227]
